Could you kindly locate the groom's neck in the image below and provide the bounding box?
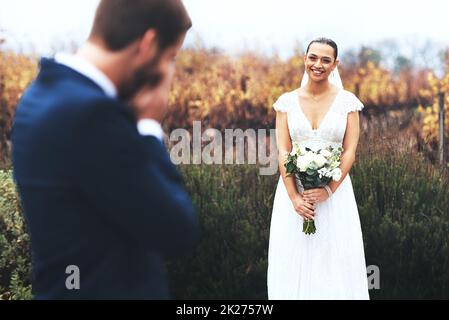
[76,41,128,92]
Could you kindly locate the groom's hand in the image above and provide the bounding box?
[129,64,175,122]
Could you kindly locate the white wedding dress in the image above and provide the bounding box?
[267,88,370,300]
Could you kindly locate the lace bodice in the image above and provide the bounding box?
[273,89,364,150]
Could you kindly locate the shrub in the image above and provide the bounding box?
[353,150,449,299]
[1,151,448,299]
[167,165,275,299]
[0,169,32,300]
[168,151,449,299]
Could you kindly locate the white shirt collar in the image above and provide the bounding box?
[55,53,118,98]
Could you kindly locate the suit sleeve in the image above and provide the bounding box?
[76,99,199,257]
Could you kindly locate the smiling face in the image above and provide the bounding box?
[304,42,339,83]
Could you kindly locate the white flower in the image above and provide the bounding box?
[296,150,328,172]
[309,145,321,153]
[318,167,327,174]
[311,153,327,168]
[293,145,307,156]
[319,149,332,158]
[296,153,313,172]
[332,168,342,181]
[318,167,328,178]
[320,167,334,178]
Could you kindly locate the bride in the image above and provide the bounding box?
[267,38,369,300]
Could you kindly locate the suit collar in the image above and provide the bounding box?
[54,53,118,99]
[38,57,106,96]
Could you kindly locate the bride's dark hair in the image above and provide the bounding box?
[306,37,338,59]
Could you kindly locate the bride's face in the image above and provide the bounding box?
[304,43,339,83]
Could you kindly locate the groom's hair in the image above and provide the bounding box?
[89,0,192,51]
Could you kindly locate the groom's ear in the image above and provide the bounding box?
[137,29,159,61]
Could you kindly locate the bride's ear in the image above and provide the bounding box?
[333,59,340,70]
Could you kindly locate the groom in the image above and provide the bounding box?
[12,0,199,299]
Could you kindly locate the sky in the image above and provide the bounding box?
[0,0,448,63]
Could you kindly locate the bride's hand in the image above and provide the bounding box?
[291,195,315,220]
[303,188,329,204]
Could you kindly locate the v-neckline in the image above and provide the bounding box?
[295,88,342,132]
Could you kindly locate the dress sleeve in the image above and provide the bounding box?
[344,91,364,113]
[273,93,290,113]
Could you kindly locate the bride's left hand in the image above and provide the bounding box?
[303,188,329,204]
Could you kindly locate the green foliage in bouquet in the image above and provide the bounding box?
[286,152,327,189]
[284,145,343,234]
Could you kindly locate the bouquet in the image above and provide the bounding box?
[284,142,343,235]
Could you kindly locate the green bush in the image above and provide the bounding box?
[353,151,449,299]
[1,150,449,300]
[0,169,32,300]
[167,165,274,299]
[168,150,449,299]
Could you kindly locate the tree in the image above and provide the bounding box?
[358,46,382,67]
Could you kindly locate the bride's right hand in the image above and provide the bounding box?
[291,194,315,220]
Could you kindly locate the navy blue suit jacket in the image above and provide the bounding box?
[11,58,199,299]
